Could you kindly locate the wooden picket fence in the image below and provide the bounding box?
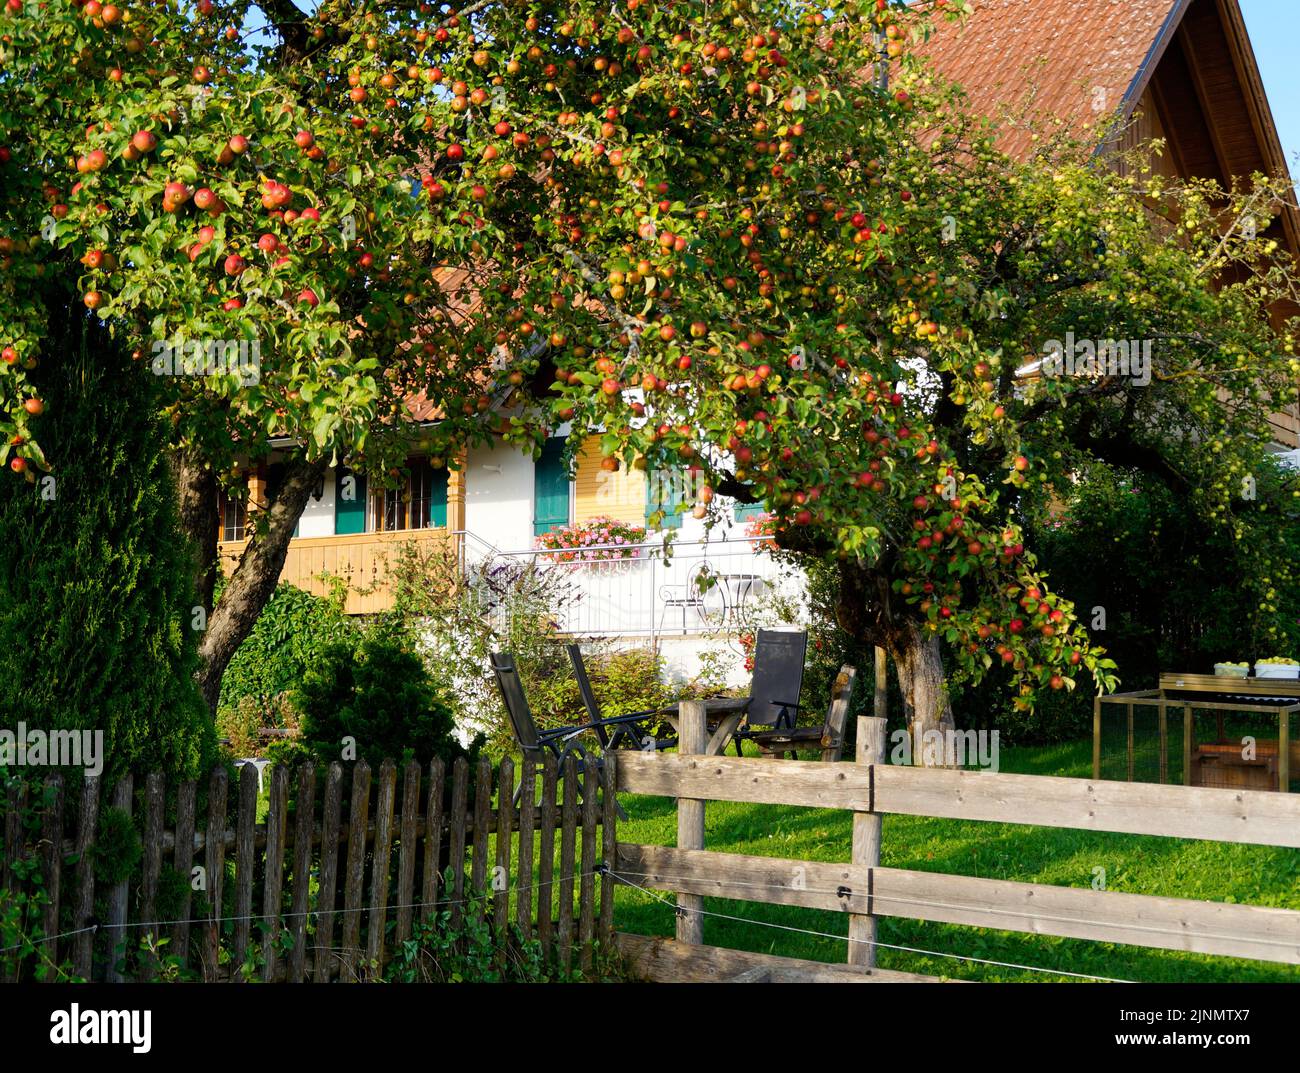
[0,754,618,983]
[611,703,1300,983]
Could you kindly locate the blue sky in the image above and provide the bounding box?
[1240,0,1299,176]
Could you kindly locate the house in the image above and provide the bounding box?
[218,0,1297,669]
[217,427,782,681]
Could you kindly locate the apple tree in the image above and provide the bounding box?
[525,7,1300,737]
[4,0,1293,735]
[1,0,957,707]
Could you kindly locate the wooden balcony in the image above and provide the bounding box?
[218,527,453,615]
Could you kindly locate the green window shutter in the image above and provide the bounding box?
[734,500,765,521]
[646,468,685,530]
[429,467,449,528]
[334,467,368,535]
[533,438,570,536]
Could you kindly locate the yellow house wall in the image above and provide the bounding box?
[573,435,646,527]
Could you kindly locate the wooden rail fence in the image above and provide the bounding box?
[0,754,618,982]
[612,702,1300,983]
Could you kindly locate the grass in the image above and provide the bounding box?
[600,738,1300,982]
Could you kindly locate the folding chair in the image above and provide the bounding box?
[749,665,857,761]
[566,644,678,752]
[490,652,635,818]
[732,628,808,755]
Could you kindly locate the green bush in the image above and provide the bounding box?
[288,632,477,770]
[0,306,215,780]
[218,581,356,719]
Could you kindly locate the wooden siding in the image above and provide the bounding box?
[218,527,452,615]
[573,435,646,527]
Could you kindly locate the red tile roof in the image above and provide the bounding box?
[915,0,1183,160]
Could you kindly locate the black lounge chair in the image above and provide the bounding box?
[490,651,641,817]
[566,644,678,753]
[749,664,857,761]
[732,628,808,755]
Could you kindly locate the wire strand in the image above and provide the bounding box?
[611,868,1296,954]
[0,867,602,953]
[610,872,1133,983]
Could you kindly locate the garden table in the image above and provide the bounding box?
[660,697,750,756]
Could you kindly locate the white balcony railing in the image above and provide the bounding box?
[458,534,805,641]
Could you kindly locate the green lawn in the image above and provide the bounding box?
[601,739,1300,982]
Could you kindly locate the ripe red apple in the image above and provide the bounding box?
[23,397,43,416]
[260,180,291,210]
[9,458,26,474]
[131,130,157,154]
[257,233,278,253]
[223,253,247,276]
[446,143,464,161]
[298,288,318,307]
[1,346,17,364]
[193,187,217,210]
[227,134,249,155]
[164,181,191,204]
[83,290,102,309]
[294,130,314,150]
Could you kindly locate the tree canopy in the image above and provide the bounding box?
[2,0,1296,728]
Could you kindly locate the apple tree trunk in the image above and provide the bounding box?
[176,452,328,712]
[833,559,956,765]
[886,620,957,749]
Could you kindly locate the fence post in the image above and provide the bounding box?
[849,712,887,969]
[105,775,133,983]
[676,700,707,945]
[1093,697,1102,780]
[1280,709,1291,794]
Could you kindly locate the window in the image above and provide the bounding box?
[533,438,571,536]
[734,500,766,522]
[220,493,247,542]
[371,463,449,532]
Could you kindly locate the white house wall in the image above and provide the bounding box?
[297,467,337,538]
[464,441,537,553]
